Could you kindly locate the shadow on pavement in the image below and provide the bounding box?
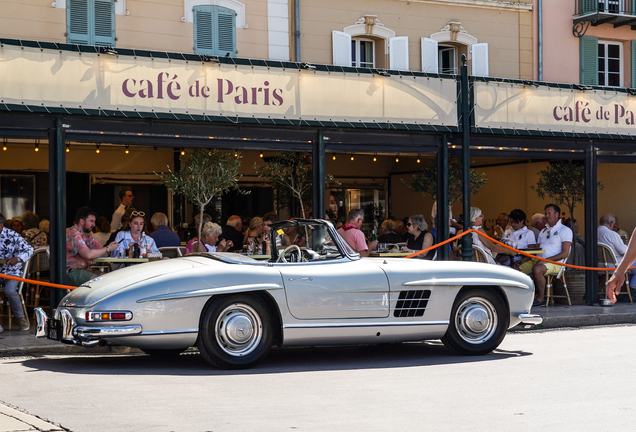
[11,341,534,376]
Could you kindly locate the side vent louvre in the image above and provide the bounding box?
[393,290,431,317]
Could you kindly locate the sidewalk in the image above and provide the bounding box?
[2,302,636,357]
[0,403,64,432]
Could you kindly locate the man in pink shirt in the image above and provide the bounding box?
[337,209,378,257]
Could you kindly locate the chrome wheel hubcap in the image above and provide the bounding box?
[215,303,262,356]
[455,297,498,344]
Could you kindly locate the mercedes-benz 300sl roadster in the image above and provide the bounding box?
[35,219,541,369]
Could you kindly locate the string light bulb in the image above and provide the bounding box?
[125,145,130,154]
[259,152,264,158]
[3,139,8,151]
[234,150,238,157]
[34,142,39,152]
[332,154,336,160]
[350,155,354,161]
[180,148,185,156]
[395,154,399,163]
[96,144,101,154]
[416,154,421,163]
[66,144,70,152]
[373,154,377,162]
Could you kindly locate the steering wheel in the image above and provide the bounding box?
[277,244,302,263]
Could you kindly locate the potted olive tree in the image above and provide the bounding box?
[531,160,603,303]
[157,149,244,246]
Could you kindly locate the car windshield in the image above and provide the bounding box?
[270,219,355,262]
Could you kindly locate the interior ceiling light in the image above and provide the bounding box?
[350,155,354,161]
[332,154,336,160]
[416,154,421,163]
[373,154,377,162]
[234,150,238,157]
[180,148,185,156]
[125,145,130,154]
[66,144,70,153]
[96,144,101,154]
[34,141,39,152]
[259,152,264,158]
[395,154,399,163]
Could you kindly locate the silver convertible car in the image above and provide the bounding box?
[36,219,541,369]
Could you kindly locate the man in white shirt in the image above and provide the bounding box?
[598,213,636,290]
[517,204,572,307]
[498,209,536,266]
[110,189,134,233]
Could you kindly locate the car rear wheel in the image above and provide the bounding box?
[441,288,509,356]
[198,294,273,369]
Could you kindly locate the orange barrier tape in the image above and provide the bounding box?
[404,228,636,272]
[0,273,77,290]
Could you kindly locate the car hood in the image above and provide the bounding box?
[61,259,199,307]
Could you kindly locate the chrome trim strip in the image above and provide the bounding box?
[136,283,283,303]
[140,328,199,335]
[518,313,543,325]
[283,320,449,329]
[403,278,530,289]
[74,325,142,339]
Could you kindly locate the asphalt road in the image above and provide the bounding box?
[1,325,635,432]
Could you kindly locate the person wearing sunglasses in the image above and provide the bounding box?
[114,209,160,258]
[401,215,434,255]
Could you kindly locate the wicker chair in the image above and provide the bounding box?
[472,245,497,265]
[597,242,632,302]
[25,247,52,314]
[544,247,572,307]
[0,258,30,330]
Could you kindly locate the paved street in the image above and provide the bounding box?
[1,325,635,432]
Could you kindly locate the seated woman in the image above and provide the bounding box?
[281,217,307,248]
[243,217,264,254]
[469,207,510,260]
[187,222,231,253]
[114,209,159,257]
[401,215,435,256]
[377,219,403,244]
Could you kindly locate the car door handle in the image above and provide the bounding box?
[288,277,313,281]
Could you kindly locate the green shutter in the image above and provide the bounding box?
[580,36,599,86]
[67,0,90,45]
[194,5,236,57]
[93,0,115,46]
[631,40,636,88]
[216,7,236,57]
[581,0,597,14]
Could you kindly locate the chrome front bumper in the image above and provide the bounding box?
[35,308,142,347]
[517,313,543,326]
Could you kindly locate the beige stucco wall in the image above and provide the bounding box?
[300,0,533,79]
[0,0,272,59]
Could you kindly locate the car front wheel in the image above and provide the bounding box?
[441,288,509,356]
[198,294,273,369]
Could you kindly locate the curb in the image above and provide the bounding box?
[0,344,142,357]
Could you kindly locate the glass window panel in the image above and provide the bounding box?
[608,44,620,58]
[608,58,620,72]
[351,40,356,63]
[598,73,606,86]
[598,43,605,57]
[609,73,621,86]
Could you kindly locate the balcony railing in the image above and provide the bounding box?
[574,1,636,36]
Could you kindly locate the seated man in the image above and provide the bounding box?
[149,212,181,248]
[67,207,120,286]
[219,215,244,253]
[337,209,377,257]
[529,213,546,244]
[516,204,572,307]
[598,213,636,290]
[498,209,536,266]
[0,213,34,332]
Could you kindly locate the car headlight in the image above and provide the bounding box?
[85,311,133,322]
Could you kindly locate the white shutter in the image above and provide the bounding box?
[421,37,438,73]
[471,42,489,77]
[389,36,409,71]
[332,31,352,66]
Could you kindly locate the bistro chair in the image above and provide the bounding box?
[159,246,185,258]
[25,247,52,315]
[597,242,632,302]
[0,258,30,330]
[472,245,497,265]
[544,248,572,307]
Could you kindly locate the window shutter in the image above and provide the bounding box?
[194,6,215,54]
[580,36,599,85]
[389,36,409,71]
[631,40,636,88]
[67,0,90,45]
[471,42,489,77]
[332,31,352,66]
[216,7,236,57]
[581,0,597,14]
[421,37,438,73]
[93,0,115,47]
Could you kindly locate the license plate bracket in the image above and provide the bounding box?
[46,318,63,341]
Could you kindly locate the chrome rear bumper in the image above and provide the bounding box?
[35,308,142,347]
[518,313,542,326]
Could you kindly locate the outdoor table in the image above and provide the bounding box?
[368,252,412,258]
[499,248,546,268]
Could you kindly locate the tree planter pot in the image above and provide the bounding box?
[554,270,586,305]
